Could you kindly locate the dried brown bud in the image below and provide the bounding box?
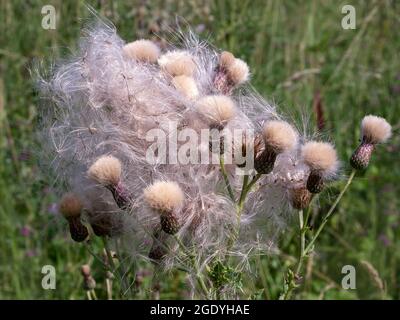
[67,216,89,242]
[350,142,374,170]
[254,145,277,174]
[160,211,180,235]
[289,187,312,210]
[306,171,324,194]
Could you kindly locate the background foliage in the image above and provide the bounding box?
[0,0,399,299]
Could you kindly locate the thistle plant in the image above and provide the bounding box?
[36,15,393,300]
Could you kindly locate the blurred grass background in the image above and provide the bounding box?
[0,0,399,299]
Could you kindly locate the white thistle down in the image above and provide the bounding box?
[36,17,336,292]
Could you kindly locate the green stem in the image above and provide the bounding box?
[102,237,131,298]
[304,169,356,254]
[283,169,356,299]
[220,156,235,202]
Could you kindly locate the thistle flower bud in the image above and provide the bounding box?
[172,75,199,100]
[255,121,298,174]
[123,39,160,63]
[59,193,88,242]
[81,264,96,291]
[350,115,392,170]
[214,51,249,94]
[88,155,129,209]
[81,264,91,278]
[196,95,236,130]
[144,180,184,235]
[158,51,196,77]
[289,187,312,210]
[301,142,338,193]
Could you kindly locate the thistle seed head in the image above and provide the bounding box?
[219,51,235,68]
[350,116,391,170]
[123,39,160,63]
[262,120,298,154]
[172,75,199,99]
[88,155,122,187]
[144,180,184,213]
[226,58,249,85]
[158,51,196,77]
[301,141,338,177]
[289,186,312,210]
[361,115,392,144]
[59,192,83,219]
[196,95,236,129]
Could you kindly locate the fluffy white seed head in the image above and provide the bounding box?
[158,51,196,77]
[220,51,235,68]
[361,115,392,144]
[172,75,199,99]
[262,120,298,153]
[196,95,236,125]
[59,193,82,218]
[144,180,184,213]
[227,58,249,84]
[301,141,338,174]
[88,155,122,186]
[123,39,160,63]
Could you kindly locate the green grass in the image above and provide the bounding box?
[0,0,399,299]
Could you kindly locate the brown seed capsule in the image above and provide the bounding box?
[254,145,277,174]
[350,142,374,170]
[306,171,324,194]
[289,187,312,210]
[67,216,89,242]
[160,211,180,235]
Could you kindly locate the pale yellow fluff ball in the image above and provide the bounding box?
[220,51,236,68]
[59,193,82,218]
[301,141,338,173]
[361,115,392,144]
[123,39,160,63]
[172,75,199,99]
[262,120,298,153]
[143,180,184,212]
[158,51,196,77]
[227,58,249,84]
[196,95,236,124]
[88,155,122,186]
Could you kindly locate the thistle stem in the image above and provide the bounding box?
[304,169,356,254]
[282,169,356,299]
[102,237,131,299]
[220,156,235,202]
